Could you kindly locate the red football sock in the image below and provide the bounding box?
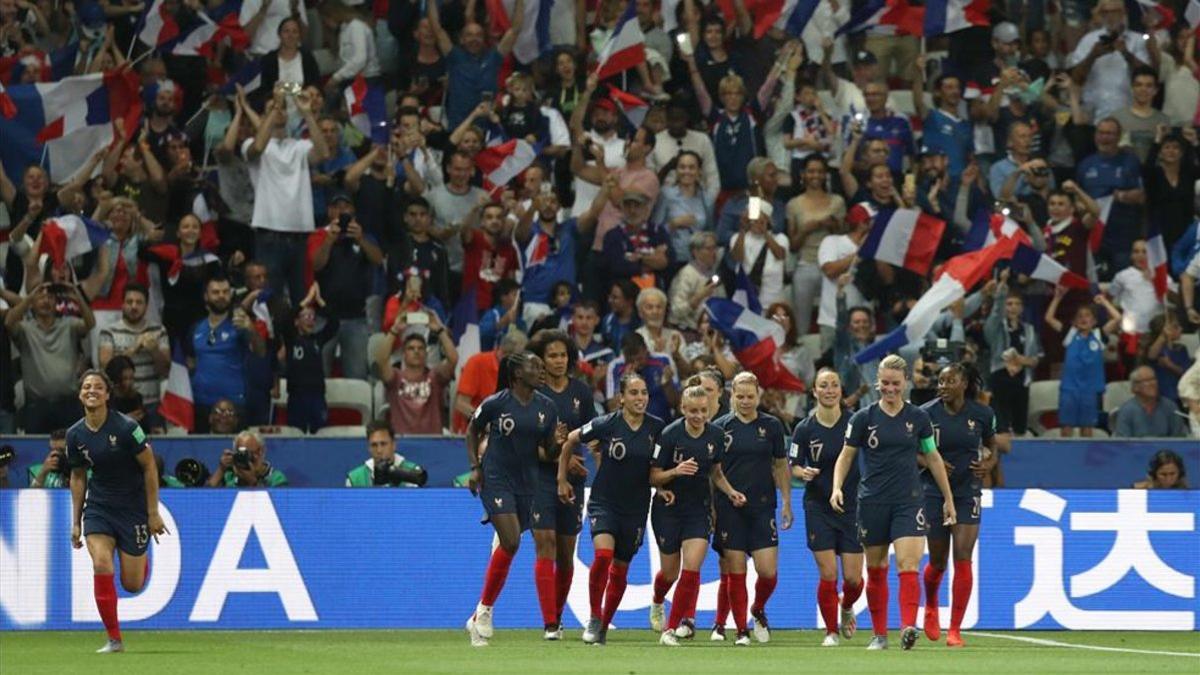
[950,560,973,631]
[93,574,121,641]
[866,566,889,636]
[898,570,919,628]
[479,547,515,607]
[534,558,557,626]
[653,571,673,605]
[728,573,748,632]
[923,563,945,608]
[817,579,839,634]
[842,578,863,609]
[751,574,777,614]
[554,562,573,619]
[589,549,613,619]
[714,573,730,627]
[601,564,629,627]
[667,570,700,630]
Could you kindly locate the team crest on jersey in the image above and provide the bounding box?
[720,531,729,542]
[494,497,503,508]
[108,434,117,447]
[590,517,597,527]
[905,422,914,434]
[538,412,546,426]
[757,426,766,438]
[968,419,977,431]
[533,511,541,523]
[707,442,715,459]
[572,398,581,413]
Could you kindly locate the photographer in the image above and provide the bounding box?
[27,429,75,488]
[207,430,289,487]
[345,420,428,487]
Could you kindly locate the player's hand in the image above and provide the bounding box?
[558,478,574,504]
[673,457,699,477]
[794,466,820,482]
[942,460,955,474]
[780,503,794,530]
[943,500,957,526]
[969,458,991,478]
[468,468,483,496]
[727,490,747,507]
[657,489,675,506]
[148,512,169,542]
[567,454,588,478]
[71,523,83,548]
[830,489,845,513]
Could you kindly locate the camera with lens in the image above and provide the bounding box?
[233,446,253,470]
[175,458,211,487]
[0,444,15,468]
[920,338,966,374]
[372,458,428,487]
[279,81,302,96]
[48,448,67,472]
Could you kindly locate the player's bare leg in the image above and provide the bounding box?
[86,535,124,653]
[923,536,950,642]
[467,514,522,646]
[748,547,778,643]
[652,552,680,633]
[946,524,980,647]
[840,552,864,640]
[893,536,925,650]
[532,529,561,639]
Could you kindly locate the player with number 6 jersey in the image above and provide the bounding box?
[68,369,169,654]
[831,355,956,652]
[560,372,665,646]
[920,363,997,648]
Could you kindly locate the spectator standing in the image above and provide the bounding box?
[27,429,70,488]
[321,1,381,94]
[1044,286,1123,437]
[377,309,458,435]
[604,332,679,421]
[650,103,721,198]
[788,156,846,334]
[97,284,170,423]
[280,293,339,434]
[187,277,267,432]
[1111,68,1170,164]
[983,273,1042,435]
[259,16,320,95]
[427,152,489,293]
[5,284,93,432]
[1067,0,1152,121]
[479,279,525,350]
[667,231,724,331]
[1144,127,1200,250]
[139,214,220,346]
[1144,312,1194,405]
[427,0,524,129]
[1076,118,1144,276]
[240,0,307,57]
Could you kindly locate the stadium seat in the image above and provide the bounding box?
[315,425,367,437]
[1103,381,1133,415]
[373,380,387,416]
[325,378,374,425]
[1027,380,1060,433]
[1180,333,1199,356]
[1041,428,1109,439]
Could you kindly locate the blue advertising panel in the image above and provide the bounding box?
[1,489,1196,631]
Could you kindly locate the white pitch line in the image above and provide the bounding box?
[969,631,1200,658]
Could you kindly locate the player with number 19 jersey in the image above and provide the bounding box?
[473,389,559,530]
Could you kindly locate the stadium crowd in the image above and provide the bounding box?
[2,0,1200,482]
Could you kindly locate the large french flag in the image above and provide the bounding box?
[160,342,195,432]
[607,85,649,127]
[37,215,111,267]
[595,0,646,81]
[137,0,181,47]
[706,298,806,391]
[1146,226,1170,302]
[344,74,389,145]
[923,0,989,37]
[1009,242,1090,290]
[451,287,481,380]
[838,0,925,36]
[488,0,554,65]
[855,240,1012,364]
[858,208,946,276]
[963,209,1031,251]
[730,266,762,313]
[776,0,820,36]
[167,1,248,58]
[476,138,541,190]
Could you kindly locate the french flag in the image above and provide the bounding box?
[487,0,553,64]
[837,0,925,36]
[167,2,248,58]
[160,342,195,432]
[858,208,946,276]
[730,265,762,313]
[715,0,786,39]
[219,58,262,96]
[344,74,389,145]
[855,240,1013,364]
[923,0,989,37]
[607,85,649,128]
[37,215,111,267]
[706,298,806,391]
[1135,0,1176,29]
[963,209,1031,251]
[137,0,181,47]
[595,0,646,81]
[1009,242,1090,290]
[145,243,221,285]
[476,138,541,190]
[252,287,275,338]
[0,81,14,119]
[776,0,820,36]
[36,70,141,146]
[1146,225,1170,302]
[451,286,481,380]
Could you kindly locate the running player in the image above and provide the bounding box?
[830,354,956,651]
[465,352,560,647]
[559,372,665,646]
[651,385,745,646]
[530,330,597,639]
[920,363,996,647]
[68,370,169,653]
[790,368,864,646]
[713,372,792,646]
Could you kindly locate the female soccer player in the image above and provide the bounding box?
[713,372,792,646]
[68,369,169,653]
[920,363,996,647]
[791,369,863,646]
[530,330,597,639]
[831,354,956,651]
[651,385,745,646]
[559,372,665,646]
[465,352,560,647]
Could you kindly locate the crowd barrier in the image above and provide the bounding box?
[2,436,1198,489]
[1,489,1196,631]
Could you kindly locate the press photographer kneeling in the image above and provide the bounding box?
[346,420,428,487]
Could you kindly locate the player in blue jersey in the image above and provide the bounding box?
[920,363,997,648]
[831,354,956,651]
[791,369,863,646]
[713,372,792,646]
[529,330,597,639]
[560,372,665,646]
[464,352,560,647]
[68,369,169,654]
[650,385,745,646]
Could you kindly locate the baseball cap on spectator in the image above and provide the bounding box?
[78,2,107,39]
[592,97,618,113]
[622,190,650,205]
[853,50,878,66]
[919,145,948,157]
[328,191,353,207]
[992,22,1020,44]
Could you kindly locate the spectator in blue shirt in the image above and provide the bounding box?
[989,121,1056,198]
[917,74,975,175]
[860,80,915,176]
[426,0,523,130]
[480,278,525,350]
[1076,117,1145,277]
[601,279,641,351]
[1112,367,1188,437]
[187,277,266,432]
[604,332,679,421]
[311,117,357,222]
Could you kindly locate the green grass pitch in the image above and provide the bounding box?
[3,630,1199,674]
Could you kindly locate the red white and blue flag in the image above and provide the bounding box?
[595,0,646,80]
[487,0,555,64]
[137,0,181,47]
[730,265,762,314]
[837,0,924,36]
[607,85,649,127]
[706,298,805,391]
[1135,0,1177,29]
[38,215,111,267]
[451,287,481,379]
[858,208,946,276]
[923,0,989,36]
[1146,225,1171,302]
[219,58,262,96]
[0,81,14,119]
[160,342,195,431]
[1009,242,1091,290]
[476,138,541,190]
[776,0,821,37]
[964,209,1032,251]
[167,0,248,57]
[344,74,389,145]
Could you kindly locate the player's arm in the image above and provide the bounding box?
[972,434,999,477]
[920,434,956,525]
[773,455,793,529]
[70,467,87,548]
[466,414,486,494]
[709,463,745,505]
[558,428,583,503]
[830,444,858,513]
[538,412,561,463]
[135,444,168,538]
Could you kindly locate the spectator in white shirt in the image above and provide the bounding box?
[1067,0,1152,121]
[240,0,307,57]
[321,0,381,95]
